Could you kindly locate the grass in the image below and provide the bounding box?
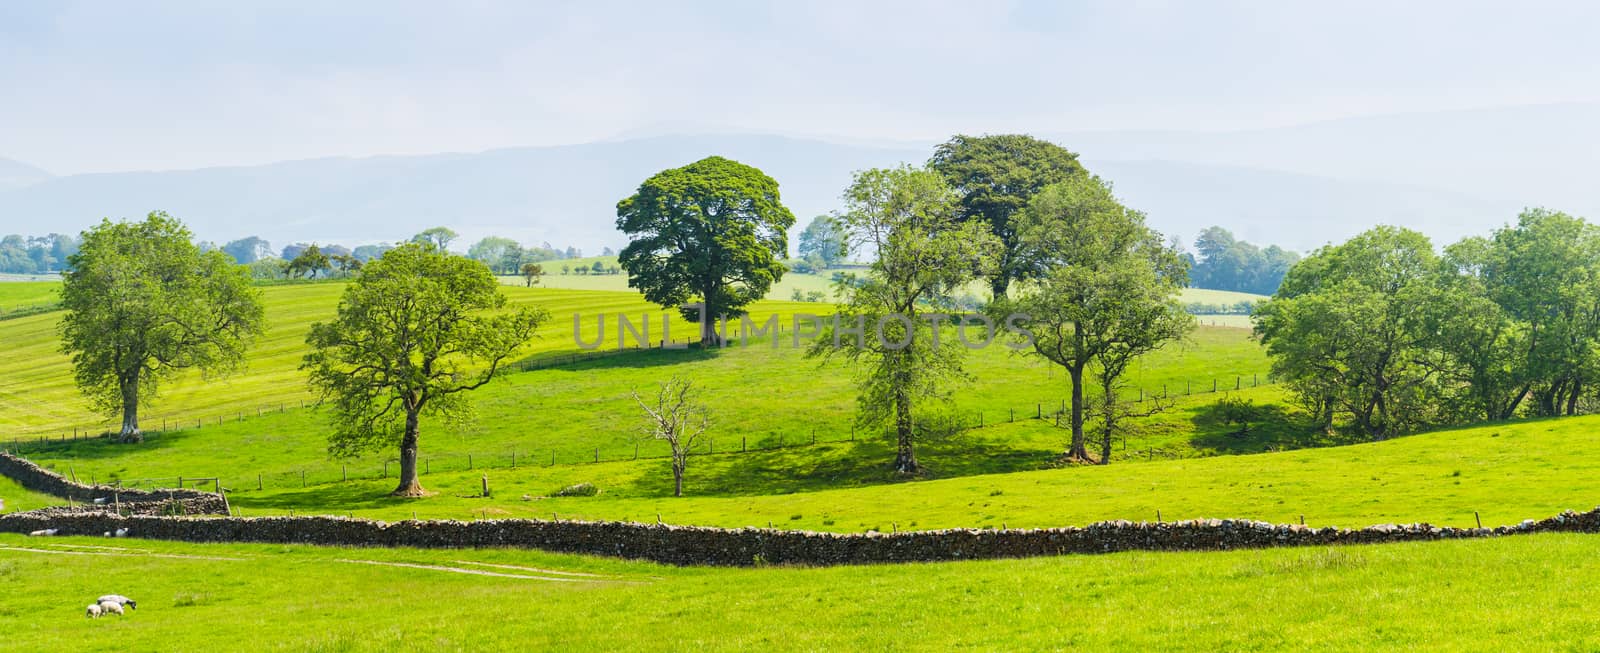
[3,532,1599,651]
[0,476,63,514]
[0,281,60,319]
[13,324,1273,497]
[196,413,1600,532]
[0,284,823,437]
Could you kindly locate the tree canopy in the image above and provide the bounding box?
[797,215,847,269]
[616,156,795,344]
[808,165,1000,473]
[59,212,264,442]
[303,243,548,496]
[410,227,459,252]
[994,175,1191,461]
[1189,226,1300,295]
[929,134,1085,298]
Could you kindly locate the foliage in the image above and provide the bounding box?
[302,243,548,496]
[58,212,264,442]
[616,156,796,343]
[520,262,544,287]
[410,227,459,252]
[552,482,600,497]
[995,174,1192,461]
[0,232,77,274]
[929,134,1085,298]
[797,215,847,268]
[1189,226,1300,295]
[221,236,272,264]
[809,165,1000,473]
[286,244,331,279]
[1254,227,1445,437]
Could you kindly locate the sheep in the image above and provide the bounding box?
[85,604,102,619]
[97,595,137,610]
[27,529,57,537]
[97,601,123,617]
[114,528,129,537]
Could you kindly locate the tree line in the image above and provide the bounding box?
[0,233,78,274]
[1255,210,1600,439]
[56,133,1195,497]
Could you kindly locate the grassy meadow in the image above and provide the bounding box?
[3,532,1598,651]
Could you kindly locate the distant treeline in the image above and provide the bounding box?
[0,233,78,274]
[1185,227,1300,296]
[208,229,600,280]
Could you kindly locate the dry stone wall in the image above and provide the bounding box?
[3,508,1598,567]
[0,451,228,515]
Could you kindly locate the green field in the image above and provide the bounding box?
[3,532,1597,651]
[0,284,824,437]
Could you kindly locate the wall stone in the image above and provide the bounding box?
[0,451,228,515]
[2,508,1596,567]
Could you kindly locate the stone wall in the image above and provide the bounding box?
[0,451,229,515]
[3,508,1597,567]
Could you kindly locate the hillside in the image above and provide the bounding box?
[0,284,825,437]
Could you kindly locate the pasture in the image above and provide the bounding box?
[3,532,1598,651]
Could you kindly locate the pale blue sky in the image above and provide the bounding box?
[3,0,1598,174]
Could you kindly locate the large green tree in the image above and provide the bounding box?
[808,166,1000,474]
[60,212,264,442]
[1475,209,1600,416]
[616,156,795,344]
[929,134,1085,298]
[1253,227,1444,438]
[302,244,547,496]
[995,175,1191,461]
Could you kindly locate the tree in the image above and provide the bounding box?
[631,376,709,497]
[352,243,393,262]
[929,134,1085,298]
[797,215,847,268]
[330,253,363,275]
[616,156,796,344]
[590,260,605,274]
[1476,209,1600,417]
[303,244,548,496]
[1190,226,1301,295]
[994,175,1190,461]
[286,244,330,278]
[520,262,544,287]
[60,212,264,442]
[410,227,459,252]
[221,236,272,264]
[1253,227,1444,438]
[467,236,521,274]
[808,166,1000,473]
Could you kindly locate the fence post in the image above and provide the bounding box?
[300,470,306,488]
[1010,408,1014,423]
[342,465,347,482]
[383,461,388,478]
[257,474,262,491]
[468,455,473,470]
[742,436,747,452]
[425,460,430,475]
[1235,376,1240,390]
[512,447,517,468]
[1212,379,1217,392]
[594,448,599,463]
[634,442,639,460]
[551,451,555,466]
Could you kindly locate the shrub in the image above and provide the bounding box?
[553,483,599,497]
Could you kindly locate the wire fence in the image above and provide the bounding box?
[5,371,1275,493]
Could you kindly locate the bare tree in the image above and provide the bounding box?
[631,376,710,497]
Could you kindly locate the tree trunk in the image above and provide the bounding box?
[1566,379,1582,416]
[392,409,426,497]
[672,455,685,497]
[989,274,1010,302]
[118,375,142,443]
[892,387,918,474]
[1066,365,1087,459]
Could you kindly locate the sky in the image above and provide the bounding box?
[3,0,1599,174]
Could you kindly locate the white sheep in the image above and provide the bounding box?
[97,594,136,610]
[85,604,102,619]
[97,601,123,617]
[27,529,57,536]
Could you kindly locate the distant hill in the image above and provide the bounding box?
[0,157,51,193]
[2,104,1591,252]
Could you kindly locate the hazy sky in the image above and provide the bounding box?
[4,0,1598,174]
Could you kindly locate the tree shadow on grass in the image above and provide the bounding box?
[1186,395,1360,454]
[518,344,722,372]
